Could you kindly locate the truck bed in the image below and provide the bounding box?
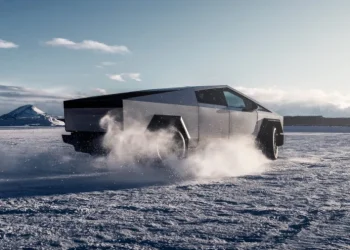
[63,89,173,132]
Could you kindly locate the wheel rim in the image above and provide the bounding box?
[157,130,186,161]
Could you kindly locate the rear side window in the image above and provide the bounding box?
[195,89,227,106]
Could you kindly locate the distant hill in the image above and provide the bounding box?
[284,116,350,127]
[0,105,65,127]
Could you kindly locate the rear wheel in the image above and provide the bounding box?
[156,128,187,161]
[262,126,279,160]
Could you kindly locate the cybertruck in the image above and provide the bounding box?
[62,85,284,160]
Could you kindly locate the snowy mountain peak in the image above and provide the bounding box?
[3,105,46,119]
[0,105,65,127]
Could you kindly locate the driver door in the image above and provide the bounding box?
[222,88,258,137]
[196,88,230,141]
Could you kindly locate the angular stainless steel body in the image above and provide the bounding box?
[62,85,284,154]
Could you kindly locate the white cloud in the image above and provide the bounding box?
[128,73,141,82]
[0,84,74,100]
[0,83,77,116]
[0,83,106,116]
[236,86,350,109]
[107,73,142,82]
[3,82,350,117]
[45,38,129,54]
[96,61,116,69]
[235,86,350,117]
[101,61,116,66]
[94,88,107,95]
[107,74,125,82]
[0,39,18,49]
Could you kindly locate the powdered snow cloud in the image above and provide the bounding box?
[45,38,129,54]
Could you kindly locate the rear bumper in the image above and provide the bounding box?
[62,133,107,155]
[62,134,74,144]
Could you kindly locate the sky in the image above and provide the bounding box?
[2,0,350,116]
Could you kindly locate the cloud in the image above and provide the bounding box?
[0,84,71,116]
[0,84,73,100]
[128,73,141,82]
[107,74,125,82]
[236,86,350,117]
[94,88,107,95]
[2,82,350,118]
[0,39,18,49]
[96,61,116,69]
[45,38,129,54]
[101,62,115,66]
[0,83,106,116]
[107,73,141,82]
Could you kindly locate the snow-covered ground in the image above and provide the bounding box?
[0,127,349,249]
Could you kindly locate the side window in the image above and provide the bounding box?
[195,89,227,106]
[223,90,246,109]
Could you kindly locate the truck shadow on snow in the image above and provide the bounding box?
[0,150,178,199]
[0,173,172,199]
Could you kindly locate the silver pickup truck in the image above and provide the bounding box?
[62,85,284,160]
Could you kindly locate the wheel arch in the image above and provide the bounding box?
[146,115,191,143]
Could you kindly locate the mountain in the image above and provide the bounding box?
[0,105,65,127]
[284,115,350,127]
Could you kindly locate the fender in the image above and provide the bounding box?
[146,115,191,143]
[257,118,284,146]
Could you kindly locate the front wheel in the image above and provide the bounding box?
[262,126,279,160]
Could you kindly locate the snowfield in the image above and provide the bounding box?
[0,127,350,249]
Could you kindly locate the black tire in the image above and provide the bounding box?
[262,126,279,160]
[156,128,187,161]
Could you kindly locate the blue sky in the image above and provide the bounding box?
[2,0,350,116]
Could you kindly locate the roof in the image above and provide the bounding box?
[137,85,229,92]
[64,85,228,103]
[63,84,275,114]
[63,85,229,109]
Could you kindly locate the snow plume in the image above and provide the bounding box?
[176,136,268,179]
[99,114,269,180]
[99,114,174,164]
